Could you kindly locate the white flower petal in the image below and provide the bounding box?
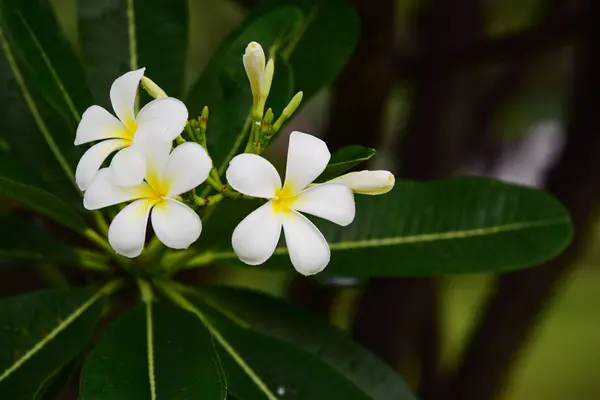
[83,168,153,210]
[74,105,129,145]
[284,131,330,194]
[75,139,129,191]
[292,183,355,226]
[282,211,330,276]
[226,154,281,199]
[110,68,145,129]
[232,201,282,265]
[328,170,395,195]
[109,145,147,187]
[135,97,188,142]
[163,142,212,197]
[151,199,201,249]
[108,198,154,258]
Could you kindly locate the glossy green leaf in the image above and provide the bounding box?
[78,0,188,102]
[0,287,107,399]
[0,173,87,233]
[80,301,226,400]
[195,287,416,400]
[188,177,572,276]
[0,213,79,264]
[185,7,301,175]
[316,145,377,182]
[0,0,90,200]
[259,0,360,99]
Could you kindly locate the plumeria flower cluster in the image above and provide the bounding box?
[75,41,395,275]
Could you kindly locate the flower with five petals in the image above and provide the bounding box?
[83,142,211,258]
[74,68,188,190]
[226,131,356,275]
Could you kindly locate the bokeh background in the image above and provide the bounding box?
[15,0,600,399]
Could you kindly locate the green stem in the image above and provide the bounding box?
[175,135,186,145]
[194,193,224,207]
[155,281,278,400]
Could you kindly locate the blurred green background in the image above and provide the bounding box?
[19,0,600,398]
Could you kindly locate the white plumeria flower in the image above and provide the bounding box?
[226,132,356,276]
[74,68,188,190]
[83,142,211,258]
[328,170,395,195]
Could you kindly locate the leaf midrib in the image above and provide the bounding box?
[186,216,570,266]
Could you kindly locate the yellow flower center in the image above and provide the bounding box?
[271,185,297,214]
[122,118,138,140]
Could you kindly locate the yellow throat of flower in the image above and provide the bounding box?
[271,185,297,214]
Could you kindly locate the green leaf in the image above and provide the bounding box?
[185,7,301,175]
[0,213,79,264]
[316,145,377,182]
[0,0,93,203]
[195,287,416,400]
[80,301,226,400]
[0,286,108,399]
[189,177,572,276]
[0,173,87,234]
[78,0,188,102]
[260,0,360,100]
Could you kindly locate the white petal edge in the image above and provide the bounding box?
[284,131,330,195]
[75,139,129,191]
[292,183,355,226]
[110,68,145,128]
[135,97,189,142]
[109,145,147,187]
[74,105,129,145]
[163,142,212,197]
[108,198,154,258]
[83,168,153,210]
[328,170,395,195]
[151,199,202,250]
[226,154,281,199]
[282,211,330,276]
[232,201,282,265]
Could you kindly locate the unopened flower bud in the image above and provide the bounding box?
[141,76,167,99]
[243,41,274,119]
[273,91,303,132]
[329,170,395,195]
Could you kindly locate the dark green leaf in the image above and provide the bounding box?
[80,301,226,400]
[0,0,91,200]
[316,145,377,182]
[259,0,360,100]
[196,287,416,400]
[185,7,301,174]
[0,213,79,264]
[0,287,105,399]
[78,0,188,102]
[186,291,403,400]
[0,173,87,233]
[191,177,572,276]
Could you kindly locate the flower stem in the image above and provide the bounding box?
[193,193,224,207]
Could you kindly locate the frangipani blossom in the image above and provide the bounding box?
[328,170,395,195]
[226,132,356,275]
[83,142,211,258]
[74,68,188,190]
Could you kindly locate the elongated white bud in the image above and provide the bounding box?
[329,170,395,195]
[141,76,167,98]
[243,42,266,98]
[243,41,274,119]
